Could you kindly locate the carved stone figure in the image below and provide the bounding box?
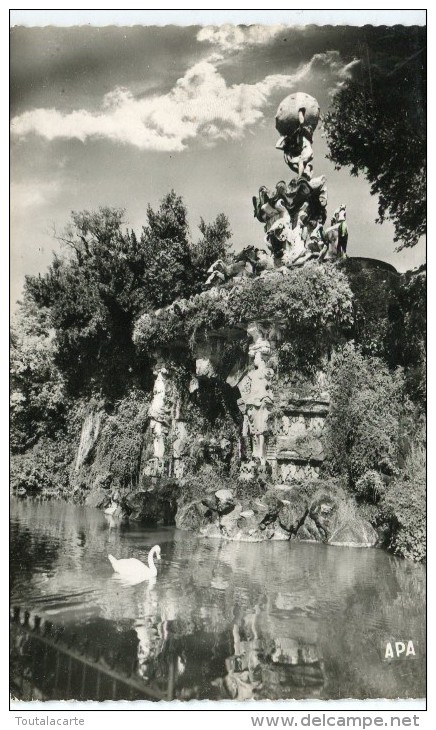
[275,93,320,178]
[275,92,321,138]
[290,217,330,267]
[276,127,313,178]
[325,205,348,258]
[252,173,328,265]
[254,179,323,226]
[144,361,188,478]
[255,248,275,275]
[249,90,339,270]
[236,324,275,462]
[204,246,260,288]
[315,205,349,261]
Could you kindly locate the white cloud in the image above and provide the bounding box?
[11,51,355,153]
[197,24,287,52]
[11,180,61,212]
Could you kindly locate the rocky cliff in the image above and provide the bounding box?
[68,258,407,550]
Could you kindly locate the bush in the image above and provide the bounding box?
[10,435,75,499]
[383,428,426,562]
[90,389,150,491]
[324,344,407,486]
[178,465,234,506]
[384,475,426,563]
[354,470,387,503]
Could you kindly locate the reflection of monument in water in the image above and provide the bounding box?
[130,537,326,701]
[138,603,325,701]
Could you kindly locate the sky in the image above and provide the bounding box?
[10,21,426,307]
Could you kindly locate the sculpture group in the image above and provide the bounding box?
[205,91,348,288]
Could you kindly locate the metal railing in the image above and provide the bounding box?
[10,606,175,702]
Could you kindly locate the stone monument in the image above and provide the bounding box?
[251,91,347,268]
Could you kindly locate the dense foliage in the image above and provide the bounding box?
[324,343,425,562]
[23,193,231,397]
[325,344,408,485]
[344,262,426,408]
[11,296,69,452]
[384,432,426,563]
[84,390,150,493]
[386,268,426,405]
[134,264,354,377]
[323,43,426,247]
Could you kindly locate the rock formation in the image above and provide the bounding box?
[75,409,103,471]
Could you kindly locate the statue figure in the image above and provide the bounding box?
[289,218,320,267]
[275,92,320,178]
[236,324,275,462]
[147,365,173,470]
[204,246,259,288]
[325,205,348,258]
[264,200,297,262]
[255,248,275,275]
[276,120,314,178]
[311,205,349,262]
[252,175,328,266]
[204,246,276,287]
[249,90,347,270]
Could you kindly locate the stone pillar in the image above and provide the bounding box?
[144,361,174,477]
[171,398,188,479]
[144,357,190,480]
[273,359,330,483]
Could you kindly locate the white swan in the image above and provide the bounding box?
[108,545,161,583]
[104,501,118,516]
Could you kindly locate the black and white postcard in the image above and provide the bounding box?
[9,9,427,711]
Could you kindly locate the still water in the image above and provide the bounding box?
[10,498,425,701]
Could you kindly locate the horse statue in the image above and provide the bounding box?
[204,246,272,288]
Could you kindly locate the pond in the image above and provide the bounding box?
[10,498,426,701]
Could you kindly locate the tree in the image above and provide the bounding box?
[190,213,232,289]
[10,295,68,452]
[23,192,232,398]
[140,190,193,308]
[25,207,147,396]
[323,49,426,247]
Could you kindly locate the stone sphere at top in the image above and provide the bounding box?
[275,92,320,136]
